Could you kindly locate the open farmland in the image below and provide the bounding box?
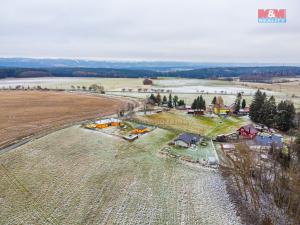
[0,77,145,91]
[0,91,130,148]
[2,77,293,109]
[236,79,300,110]
[0,126,241,225]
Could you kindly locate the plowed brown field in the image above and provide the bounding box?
[0,91,129,148]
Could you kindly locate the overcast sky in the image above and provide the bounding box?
[0,0,299,63]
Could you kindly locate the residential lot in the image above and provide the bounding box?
[162,138,217,165]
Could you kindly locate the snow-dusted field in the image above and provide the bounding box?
[0,126,241,225]
[153,78,278,95]
[0,77,143,90]
[0,77,279,96]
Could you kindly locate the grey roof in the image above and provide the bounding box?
[136,125,147,130]
[255,134,283,147]
[175,133,201,145]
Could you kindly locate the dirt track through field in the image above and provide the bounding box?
[0,91,130,148]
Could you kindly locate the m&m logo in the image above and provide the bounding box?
[258,9,286,23]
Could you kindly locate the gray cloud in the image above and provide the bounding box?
[0,0,299,62]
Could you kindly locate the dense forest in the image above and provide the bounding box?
[0,66,300,80]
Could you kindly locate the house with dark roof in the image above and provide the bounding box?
[238,124,258,139]
[174,133,202,148]
[254,133,283,149]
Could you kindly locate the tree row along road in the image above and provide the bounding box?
[107,90,258,96]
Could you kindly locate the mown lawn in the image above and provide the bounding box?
[134,111,249,138]
[168,140,215,162]
[205,116,247,137]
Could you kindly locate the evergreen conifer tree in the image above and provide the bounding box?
[275,100,296,131]
[212,96,217,105]
[168,94,173,108]
[156,93,162,105]
[173,95,179,107]
[162,95,167,104]
[241,99,246,109]
[249,90,266,123]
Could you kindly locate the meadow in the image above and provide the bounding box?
[133,111,249,138]
[0,126,241,225]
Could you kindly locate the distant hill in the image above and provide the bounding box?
[167,66,300,79]
[0,58,298,71]
[1,66,300,80]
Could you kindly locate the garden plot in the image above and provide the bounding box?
[0,125,241,225]
[84,121,155,141]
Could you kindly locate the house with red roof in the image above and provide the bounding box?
[238,124,258,139]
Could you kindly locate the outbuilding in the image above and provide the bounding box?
[95,118,122,129]
[131,125,149,134]
[221,143,236,153]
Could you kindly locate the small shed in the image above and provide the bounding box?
[176,105,186,110]
[194,110,205,116]
[187,109,205,116]
[221,143,236,152]
[131,125,149,134]
[123,134,139,142]
[238,107,250,116]
[208,156,218,165]
[187,109,195,114]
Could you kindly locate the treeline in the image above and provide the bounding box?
[71,84,105,93]
[0,67,159,79]
[148,93,185,108]
[167,66,300,79]
[1,66,300,79]
[249,90,296,131]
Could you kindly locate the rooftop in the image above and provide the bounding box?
[175,133,201,145]
[239,124,258,134]
[221,143,235,150]
[136,125,147,130]
[254,133,283,147]
[95,118,121,124]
